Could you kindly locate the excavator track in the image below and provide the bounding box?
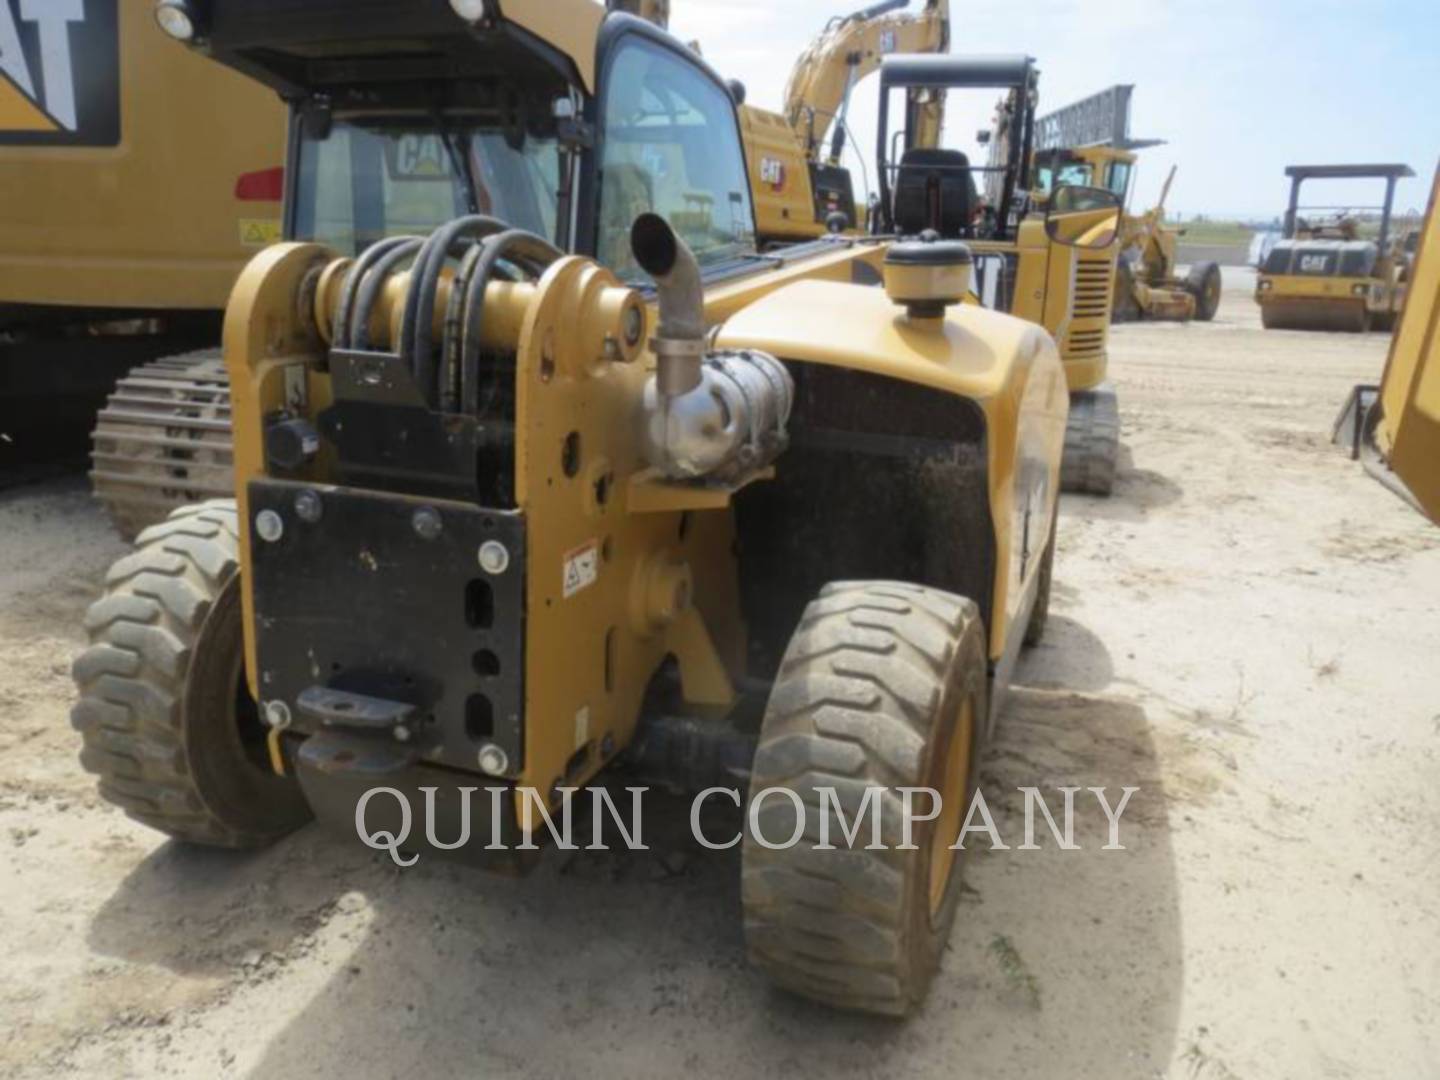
[89,351,234,539]
[1061,382,1119,496]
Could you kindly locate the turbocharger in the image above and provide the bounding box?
[630,214,793,482]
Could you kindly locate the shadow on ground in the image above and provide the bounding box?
[1063,444,1185,524]
[86,623,1181,1079]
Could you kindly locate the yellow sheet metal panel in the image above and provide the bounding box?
[714,277,1067,660]
[0,0,285,311]
[1379,166,1440,522]
[499,0,604,93]
[739,105,825,244]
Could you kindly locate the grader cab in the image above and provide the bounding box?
[71,0,1113,1017]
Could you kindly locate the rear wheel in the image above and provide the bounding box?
[1185,262,1222,321]
[741,581,987,1016]
[71,500,310,847]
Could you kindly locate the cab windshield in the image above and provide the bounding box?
[293,119,561,255]
[1036,161,1094,194]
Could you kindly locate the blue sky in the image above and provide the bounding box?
[670,0,1437,221]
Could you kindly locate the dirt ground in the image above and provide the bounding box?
[2,272,1438,1079]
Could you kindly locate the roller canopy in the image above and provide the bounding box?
[1285,164,1415,181]
[880,54,1034,90]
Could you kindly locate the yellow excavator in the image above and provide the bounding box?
[738,0,950,244]
[1031,85,1221,322]
[1333,164,1439,522]
[0,0,285,533]
[613,0,950,245]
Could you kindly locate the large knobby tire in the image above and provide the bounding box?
[71,500,311,847]
[1185,261,1222,321]
[742,581,988,1016]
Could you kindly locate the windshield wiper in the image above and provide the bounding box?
[433,113,481,216]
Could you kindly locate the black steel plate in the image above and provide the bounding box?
[248,479,525,775]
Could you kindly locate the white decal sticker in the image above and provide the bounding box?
[574,705,590,750]
[562,540,600,599]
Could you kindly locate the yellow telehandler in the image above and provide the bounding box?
[71,0,1118,1018]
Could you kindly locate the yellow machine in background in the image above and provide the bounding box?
[1258,163,1415,332]
[1032,86,1221,323]
[873,55,1125,494]
[72,0,1113,1019]
[0,0,285,531]
[738,0,950,244]
[1333,164,1440,522]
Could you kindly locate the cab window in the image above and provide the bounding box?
[1037,161,1094,194]
[1106,161,1132,200]
[598,37,756,279]
[294,122,559,255]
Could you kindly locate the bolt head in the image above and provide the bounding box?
[294,489,323,523]
[394,725,411,743]
[264,700,292,730]
[478,540,510,575]
[477,743,509,776]
[412,506,443,541]
[255,509,284,543]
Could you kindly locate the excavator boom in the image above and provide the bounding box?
[783,0,949,163]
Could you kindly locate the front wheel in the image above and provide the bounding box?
[741,581,988,1016]
[71,501,311,847]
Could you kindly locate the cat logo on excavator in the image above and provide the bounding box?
[0,0,118,146]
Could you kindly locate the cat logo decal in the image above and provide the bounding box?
[0,0,119,146]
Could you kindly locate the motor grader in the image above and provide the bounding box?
[1034,147,1222,323]
[871,55,1125,495]
[72,0,1117,1017]
[1031,85,1222,324]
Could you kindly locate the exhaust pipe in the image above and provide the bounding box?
[631,213,705,396]
[630,214,794,482]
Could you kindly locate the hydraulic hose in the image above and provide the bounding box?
[400,215,506,403]
[351,238,425,351]
[335,235,421,350]
[459,230,561,416]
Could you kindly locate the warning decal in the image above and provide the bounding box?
[562,540,599,599]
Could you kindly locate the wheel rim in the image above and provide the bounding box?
[230,648,272,774]
[1205,274,1220,310]
[927,695,974,919]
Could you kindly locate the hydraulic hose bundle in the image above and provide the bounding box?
[333,217,562,417]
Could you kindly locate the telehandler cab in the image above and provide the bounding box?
[73,0,1115,1017]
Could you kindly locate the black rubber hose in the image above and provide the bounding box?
[401,215,505,403]
[351,237,426,351]
[460,230,562,416]
[334,235,418,350]
[439,244,484,415]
